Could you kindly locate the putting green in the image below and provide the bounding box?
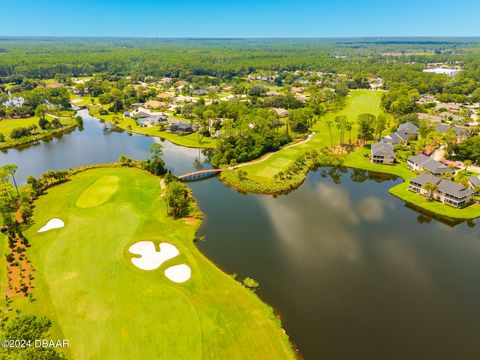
[76,175,119,208]
[23,167,293,359]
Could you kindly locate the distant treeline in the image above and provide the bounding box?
[0,38,478,81]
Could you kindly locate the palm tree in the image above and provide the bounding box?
[423,181,438,201]
[345,121,353,144]
[326,119,333,147]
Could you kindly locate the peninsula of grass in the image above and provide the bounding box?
[221,90,384,193]
[20,167,294,359]
[89,106,217,149]
[0,114,77,149]
[344,147,480,220]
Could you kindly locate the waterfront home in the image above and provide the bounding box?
[409,173,441,195]
[409,174,473,207]
[371,142,395,164]
[137,114,168,127]
[169,121,193,133]
[407,153,454,176]
[436,180,474,207]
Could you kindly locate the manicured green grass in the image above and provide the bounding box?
[345,147,480,219]
[70,94,94,107]
[0,115,77,149]
[0,117,41,135]
[75,175,119,208]
[20,167,293,359]
[89,106,217,149]
[221,90,384,190]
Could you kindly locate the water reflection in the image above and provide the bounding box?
[192,168,480,360]
[0,109,210,183]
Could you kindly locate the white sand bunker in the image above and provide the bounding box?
[129,241,179,271]
[164,264,191,283]
[37,218,64,233]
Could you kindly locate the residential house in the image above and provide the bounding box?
[468,176,480,190]
[144,100,166,109]
[423,68,461,76]
[371,142,395,165]
[435,123,468,142]
[409,174,473,207]
[45,82,64,88]
[418,113,442,123]
[169,121,193,133]
[272,108,288,118]
[137,114,168,127]
[3,96,25,108]
[381,131,409,145]
[155,92,175,101]
[436,180,474,207]
[407,153,454,176]
[398,122,418,137]
[409,173,441,195]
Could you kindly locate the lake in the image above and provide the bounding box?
[2,112,480,359]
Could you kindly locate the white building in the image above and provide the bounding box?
[423,68,461,76]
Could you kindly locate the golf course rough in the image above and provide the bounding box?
[23,167,294,360]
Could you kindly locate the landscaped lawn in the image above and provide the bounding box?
[20,167,293,359]
[0,117,42,136]
[0,115,77,149]
[345,147,480,219]
[222,90,384,187]
[90,107,217,149]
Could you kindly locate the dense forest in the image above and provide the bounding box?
[1,37,480,166]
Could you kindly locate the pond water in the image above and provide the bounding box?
[2,112,480,359]
[0,109,210,182]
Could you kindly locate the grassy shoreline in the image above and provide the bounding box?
[88,107,217,149]
[344,147,480,220]
[16,166,294,359]
[221,90,384,194]
[0,116,78,150]
[220,89,480,220]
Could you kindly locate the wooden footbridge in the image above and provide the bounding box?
[178,168,227,181]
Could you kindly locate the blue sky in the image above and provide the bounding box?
[2,0,479,37]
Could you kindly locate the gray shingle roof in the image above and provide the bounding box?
[410,174,441,187]
[382,132,403,145]
[469,176,480,187]
[421,159,453,174]
[398,122,418,135]
[438,180,474,198]
[435,123,450,133]
[371,142,394,157]
[407,153,430,165]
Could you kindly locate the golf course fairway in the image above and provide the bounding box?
[23,167,294,359]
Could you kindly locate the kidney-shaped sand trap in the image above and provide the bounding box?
[129,241,179,271]
[76,175,119,208]
[37,218,65,233]
[164,264,191,283]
